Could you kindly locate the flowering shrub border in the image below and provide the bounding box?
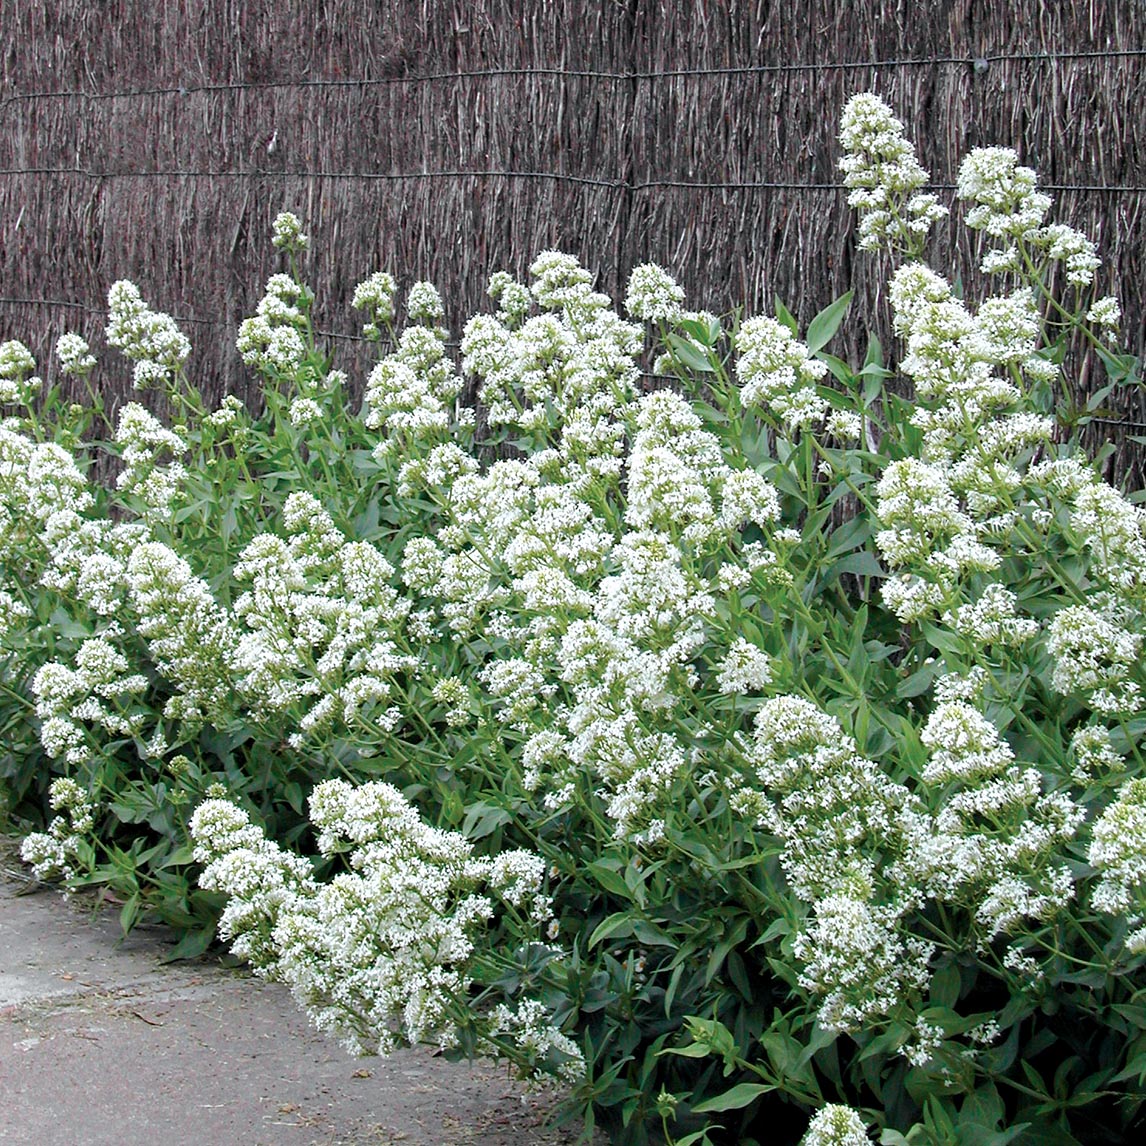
[3,93,1145,1144]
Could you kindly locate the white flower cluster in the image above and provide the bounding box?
[626,389,779,546]
[1090,778,1146,952]
[906,700,1082,942]
[406,281,446,326]
[0,339,42,407]
[32,628,150,765]
[270,211,308,252]
[735,317,829,430]
[351,270,398,338]
[55,332,97,377]
[39,509,145,615]
[105,281,191,390]
[736,696,931,1031]
[942,583,1038,649]
[231,491,414,745]
[1047,605,1142,715]
[889,263,1052,450]
[624,263,686,324]
[801,1104,873,1146]
[0,586,30,640]
[18,778,96,882]
[838,92,948,252]
[114,402,188,523]
[0,423,94,570]
[957,147,1099,286]
[126,541,239,727]
[483,998,586,1084]
[236,273,311,375]
[462,252,641,440]
[365,308,464,458]
[192,782,564,1064]
[1070,481,1146,596]
[715,637,773,695]
[871,259,1087,619]
[1070,725,1124,785]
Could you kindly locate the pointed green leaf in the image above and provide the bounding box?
[691,1082,775,1113]
[806,291,853,354]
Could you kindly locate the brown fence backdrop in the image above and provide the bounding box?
[1,1,1144,475]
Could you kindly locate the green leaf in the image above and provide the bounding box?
[461,800,512,840]
[774,297,798,335]
[825,513,873,560]
[897,662,939,699]
[162,926,216,962]
[818,352,854,386]
[806,291,853,354]
[930,961,961,1009]
[665,333,716,374]
[829,551,886,579]
[1096,344,1141,387]
[589,912,636,949]
[586,860,631,900]
[691,1082,775,1113]
[119,893,141,934]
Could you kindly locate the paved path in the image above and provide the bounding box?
[0,849,589,1145]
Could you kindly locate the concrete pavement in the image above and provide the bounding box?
[0,845,591,1145]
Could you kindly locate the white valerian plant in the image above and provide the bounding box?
[191,780,581,1082]
[6,96,1145,1146]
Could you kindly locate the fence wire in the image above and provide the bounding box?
[3,48,1146,110]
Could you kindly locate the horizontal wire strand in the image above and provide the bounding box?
[0,168,1141,193]
[3,48,1146,110]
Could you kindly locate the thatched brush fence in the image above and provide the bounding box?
[1,1,1144,474]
